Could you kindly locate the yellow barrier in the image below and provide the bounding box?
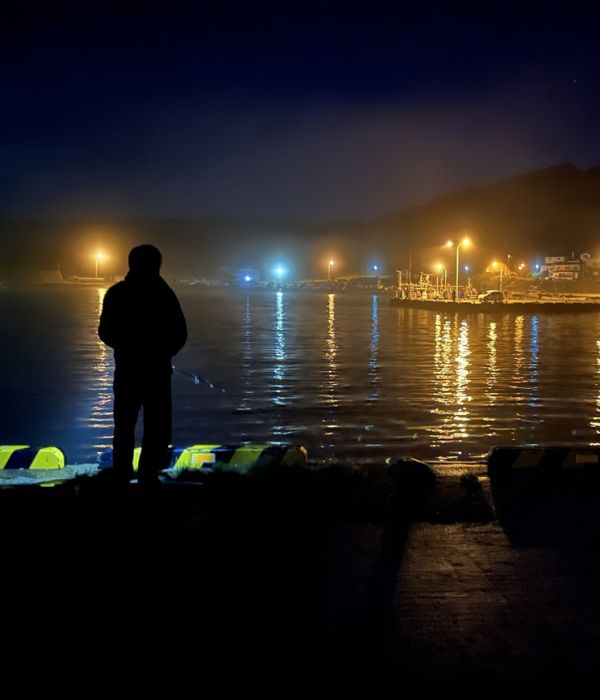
[0,446,65,470]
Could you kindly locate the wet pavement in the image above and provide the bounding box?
[3,465,600,694]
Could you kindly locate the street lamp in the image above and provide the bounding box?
[491,260,504,291]
[328,259,335,281]
[94,252,105,279]
[448,238,471,301]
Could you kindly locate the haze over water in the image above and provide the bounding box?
[1,285,599,469]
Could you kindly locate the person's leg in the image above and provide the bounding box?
[138,372,172,484]
[113,370,142,484]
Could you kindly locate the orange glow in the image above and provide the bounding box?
[93,250,108,278]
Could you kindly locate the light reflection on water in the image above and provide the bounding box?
[590,316,600,445]
[513,315,525,401]
[238,295,253,416]
[529,315,540,407]
[322,293,339,442]
[431,315,453,445]
[368,294,380,401]
[3,286,600,467]
[272,291,286,405]
[325,293,338,404]
[80,287,113,453]
[485,320,498,406]
[430,316,471,448]
[453,318,471,439]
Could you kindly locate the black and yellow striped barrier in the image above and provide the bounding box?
[0,445,66,470]
[99,443,308,472]
[173,444,308,471]
[488,446,600,476]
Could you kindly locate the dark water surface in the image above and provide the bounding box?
[1,285,599,468]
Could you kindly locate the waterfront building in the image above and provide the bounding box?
[542,255,583,280]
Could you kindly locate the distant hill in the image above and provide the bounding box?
[1,163,599,277]
[370,163,600,264]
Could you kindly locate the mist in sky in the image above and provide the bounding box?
[2,3,599,220]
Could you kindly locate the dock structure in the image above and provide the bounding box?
[390,297,600,312]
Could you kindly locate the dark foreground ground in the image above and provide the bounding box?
[3,462,600,696]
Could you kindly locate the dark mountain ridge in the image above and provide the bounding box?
[1,163,599,277]
[371,163,600,262]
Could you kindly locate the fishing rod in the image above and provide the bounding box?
[171,364,227,393]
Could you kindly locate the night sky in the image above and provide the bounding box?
[2,2,600,221]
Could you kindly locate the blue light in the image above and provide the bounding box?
[273,264,287,279]
[244,275,252,282]
[373,265,379,272]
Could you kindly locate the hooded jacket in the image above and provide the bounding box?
[98,271,187,372]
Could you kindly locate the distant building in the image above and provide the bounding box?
[581,253,600,279]
[541,252,600,280]
[542,254,582,280]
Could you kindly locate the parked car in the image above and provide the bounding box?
[478,290,504,303]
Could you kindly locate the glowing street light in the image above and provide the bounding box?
[94,251,105,279]
[447,238,471,301]
[491,259,506,290]
[328,259,335,281]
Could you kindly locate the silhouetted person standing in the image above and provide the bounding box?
[99,245,187,486]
